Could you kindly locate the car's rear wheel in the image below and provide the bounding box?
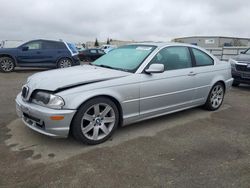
[0,57,15,73]
[57,58,72,68]
[71,97,119,145]
[204,82,225,111]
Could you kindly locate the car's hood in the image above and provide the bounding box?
[233,54,250,62]
[0,48,17,53]
[27,65,131,92]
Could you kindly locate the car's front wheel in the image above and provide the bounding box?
[57,58,72,68]
[204,82,225,111]
[84,57,92,62]
[0,57,15,73]
[71,97,119,145]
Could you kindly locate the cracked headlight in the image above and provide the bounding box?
[32,91,65,109]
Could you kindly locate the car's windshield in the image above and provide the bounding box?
[245,49,250,55]
[92,45,156,73]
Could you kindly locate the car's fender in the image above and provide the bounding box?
[60,84,140,122]
[0,52,18,65]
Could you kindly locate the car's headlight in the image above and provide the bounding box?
[31,91,65,109]
[229,59,237,69]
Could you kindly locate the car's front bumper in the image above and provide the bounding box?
[232,70,250,85]
[16,93,76,138]
[72,55,81,65]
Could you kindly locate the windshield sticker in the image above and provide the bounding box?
[136,47,152,51]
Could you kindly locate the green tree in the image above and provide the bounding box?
[94,38,99,47]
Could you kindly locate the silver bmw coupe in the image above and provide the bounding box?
[16,43,233,144]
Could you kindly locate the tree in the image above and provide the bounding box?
[94,38,99,47]
[107,38,110,45]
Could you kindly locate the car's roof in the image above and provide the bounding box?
[26,39,63,44]
[88,48,102,50]
[127,42,198,48]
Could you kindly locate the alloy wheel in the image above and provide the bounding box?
[210,85,224,109]
[1,58,14,72]
[59,59,72,68]
[81,103,116,141]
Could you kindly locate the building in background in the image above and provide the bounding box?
[86,39,135,48]
[172,36,250,48]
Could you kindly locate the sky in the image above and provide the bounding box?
[0,0,250,43]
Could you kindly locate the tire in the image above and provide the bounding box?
[204,82,225,111]
[57,58,72,68]
[71,97,119,145]
[84,57,92,62]
[0,57,15,73]
[232,81,240,87]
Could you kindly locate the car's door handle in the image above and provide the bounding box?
[36,51,41,54]
[188,71,197,76]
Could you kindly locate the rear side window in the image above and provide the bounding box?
[67,43,78,54]
[43,41,66,49]
[90,50,97,53]
[192,48,214,66]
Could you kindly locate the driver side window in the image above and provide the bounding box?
[149,46,192,71]
[24,41,41,50]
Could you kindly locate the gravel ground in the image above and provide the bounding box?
[0,68,249,188]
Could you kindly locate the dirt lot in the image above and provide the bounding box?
[0,69,250,188]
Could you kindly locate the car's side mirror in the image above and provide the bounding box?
[240,51,245,54]
[145,64,164,74]
[22,46,29,51]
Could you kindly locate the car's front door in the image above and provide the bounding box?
[17,41,44,66]
[139,46,197,119]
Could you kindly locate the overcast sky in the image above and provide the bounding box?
[0,0,250,43]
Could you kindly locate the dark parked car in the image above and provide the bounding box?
[78,48,105,62]
[230,48,250,86]
[0,39,80,73]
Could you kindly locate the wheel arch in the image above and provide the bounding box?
[0,54,17,66]
[69,94,124,134]
[56,56,73,66]
[203,78,226,104]
[215,80,226,91]
[203,80,226,111]
[210,80,226,93]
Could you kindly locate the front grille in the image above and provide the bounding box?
[23,113,45,129]
[23,113,40,122]
[236,64,250,72]
[21,86,29,99]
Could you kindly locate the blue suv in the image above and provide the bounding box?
[0,39,80,73]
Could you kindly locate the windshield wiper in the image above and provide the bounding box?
[98,64,115,69]
[93,64,131,72]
